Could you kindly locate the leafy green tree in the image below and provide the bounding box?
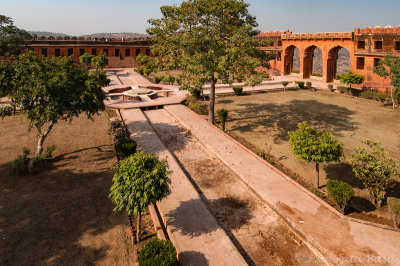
[0,15,32,57]
[91,53,109,70]
[349,140,399,207]
[109,152,171,243]
[248,72,264,94]
[339,71,364,96]
[373,55,400,108]
[146,0,275,124]
[0,60,17,114]
[289,121,344,188]
[0,51,109,168]
[281,81,289,91]
[79,53,94,67]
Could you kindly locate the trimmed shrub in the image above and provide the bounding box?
[306,81,312,90]
[188,87,201,99]
[186,95,207,115]
[138,238,177,266]
[327,180,354,212]
[328,84,334,92]
[295,81,305,89]
[360,91,392,103]
[337,86,348,94]
[281,81,289,87]
[388,197,400,229]
[232,86,243,96]
[11,147,30,175]
[116,140,137,159]
[154,76,163,84]
[0,105,13,119]
[216,109,228,131]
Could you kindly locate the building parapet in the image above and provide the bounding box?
[33,36,151,42]
[354,26,400,35]
[281,32,353,40]
[256,30,291,38]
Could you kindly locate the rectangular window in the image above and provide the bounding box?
[79,48,85,56]
[375,41,383,50]
[92,48,97,56]
[374,58,381,67]
[357,40,365,49]
[103,49,108,56]
[356,57,365,70]
[115,48,120,57]
[146,49,150,56]
[55,48,60,57]
[277,52,281,61]
[68,48,73,56]
[278,40,282,46]
[41,48,48,57]
[136,48,141,56]
[125,48,131,57]
[395,42,400,51]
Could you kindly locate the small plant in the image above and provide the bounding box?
[281,81,289,91]
[291,69,300,74]
[0,105,13,119]
[328,84,334,92]
[294,81,305,89]
[11,147,30,175]
[138,238,177,266]
[163,75,175,85]
[33,145,57,166]
[216,109,228,131]
[188,87,201,99]
[311,187,325,199]
[349,140,399,207]
[327,180,354,213]
[232,86,243,96]
[154,76,163,84]
[186,95,207,115]
[387,197,400,229]
[113,126,131,143]
[311,73,323,77]
[339,71,364,96]
[116,140,137,159]
[306,81,312,90]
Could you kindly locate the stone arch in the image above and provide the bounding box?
[283,45,299,75]
[327,46,351,82]
[302,45,322,79]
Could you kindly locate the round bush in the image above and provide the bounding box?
[232,86,243,96]
[138,239,177,266]
[327,180,354,209]
[188,87,201,99]
[116,140,137,159]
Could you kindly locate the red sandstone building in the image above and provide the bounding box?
[30,36,152,68]
[257,26,400,86]
[31,26,400,87]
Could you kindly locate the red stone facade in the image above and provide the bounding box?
[30,36,152,68]
[257,27,400,84]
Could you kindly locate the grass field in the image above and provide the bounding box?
[214,90,400,223]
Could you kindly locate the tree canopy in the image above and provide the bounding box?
[145,0,275,123]
[0,15,32,57]
[289,121,344,188]
[0,51,109,164]
[339,71,364,88]
[373,55,400,108]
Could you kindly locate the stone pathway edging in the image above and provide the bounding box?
[163,104,400,265]
[120,108,247,266]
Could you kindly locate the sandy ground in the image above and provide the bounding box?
[145,109,322,265]
[214,90,400,219]
[0,112,154,266]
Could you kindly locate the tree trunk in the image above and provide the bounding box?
[136,211,142,243]
[128,214,137,244]
[390,87,395,109]
[348,84,352,97]
[208,74,216,124]
[28,122,55,170]
[316,163,320,188]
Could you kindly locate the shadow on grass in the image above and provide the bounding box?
[227,99,357,144]
[0,143,126,266]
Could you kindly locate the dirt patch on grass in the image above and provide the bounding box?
[214,90,400,223]
[0,113,154,266]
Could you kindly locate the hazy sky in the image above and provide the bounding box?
[1,0,399,35]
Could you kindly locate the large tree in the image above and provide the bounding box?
[0,15,31,57]
[146,0,275,124]
[373,55,400,108]
[0,51,109,168]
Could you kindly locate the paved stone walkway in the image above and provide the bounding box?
[164,104,400,265]
[121,108,246,266]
